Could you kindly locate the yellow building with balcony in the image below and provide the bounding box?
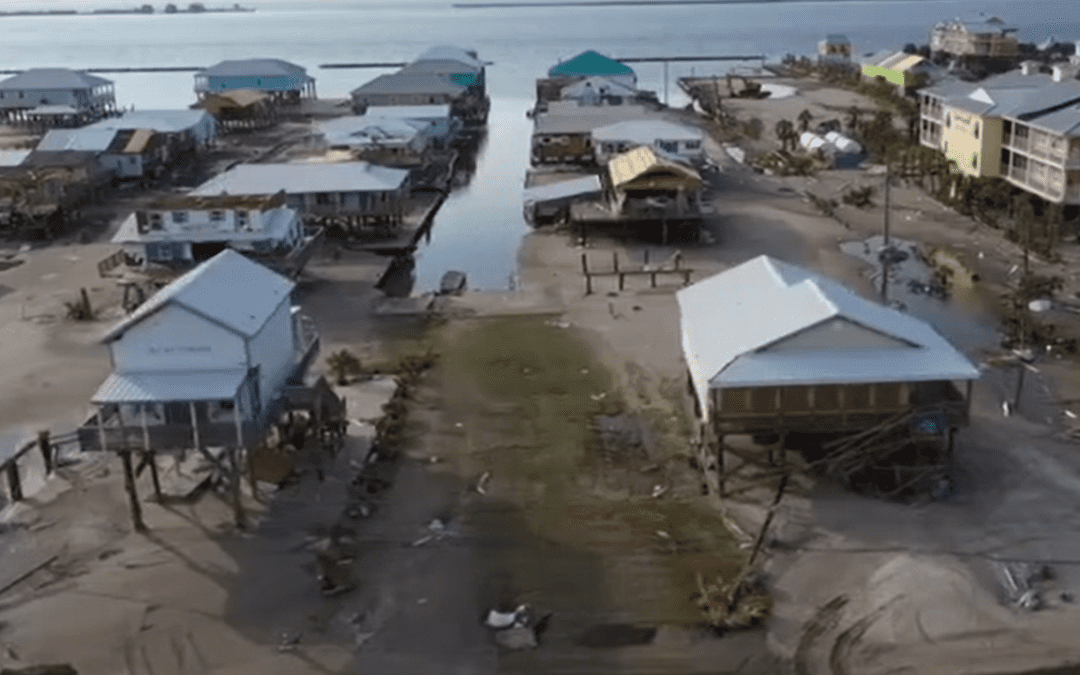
[920,70,1080,187]
[941,101,1001,177]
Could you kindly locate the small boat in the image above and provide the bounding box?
[439,270,467,295]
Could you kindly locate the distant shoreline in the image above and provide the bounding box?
[0,6,254,17]
[453,0,886,6]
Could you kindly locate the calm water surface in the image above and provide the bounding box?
[0,0,1076,291]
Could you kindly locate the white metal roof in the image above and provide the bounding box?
[562,76,638,100]
[350,73,466,97]
[533,103,657,134]
[91,369,249,403]
[591,119,703,143]
[36,128,120,152]
[522,175,603,205]
[0,150,29,167]
[318,115,424,142]
[0,68,112,91]
[101,248,295,342]
[677,256,979,416]
[414,46,483,70]
[360,104,450,120]
[191,161,409,196]
[86,110,214,133]
[200,59,310,79]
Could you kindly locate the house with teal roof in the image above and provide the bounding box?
[548,50,637,88]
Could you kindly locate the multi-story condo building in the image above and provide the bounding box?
[929,17,1019,59]
[919,66,1080,204]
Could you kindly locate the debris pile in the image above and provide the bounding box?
[808,411,950,500]
[483,604,551,650]
[998,562,1056,611]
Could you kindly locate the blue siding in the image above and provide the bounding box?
[207,75,307,92]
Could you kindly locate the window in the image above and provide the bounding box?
[150,213,164,230]
[315,192,331,205]
[685,140,701,150]
[972,152,979,170]
[171,210,188,224]
[209,210,225,222]
[236,210,249,230]
[974,122,980,139]
[945,113,951,128]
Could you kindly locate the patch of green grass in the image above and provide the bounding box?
[434,316,744,624]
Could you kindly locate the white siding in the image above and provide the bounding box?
[246,299,296,410]
[761,317,915,352]
[109,304,247,373]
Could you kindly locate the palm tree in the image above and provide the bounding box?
[775,119,797,152]
[846,106,861,133]
[797,108,813,133]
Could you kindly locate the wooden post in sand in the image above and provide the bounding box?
[117,406,147,533]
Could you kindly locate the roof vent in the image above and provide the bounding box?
[1020,60,1040,76]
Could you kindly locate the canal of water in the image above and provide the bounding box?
[409,96,535,293]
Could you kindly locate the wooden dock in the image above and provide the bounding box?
[581,250,693,295]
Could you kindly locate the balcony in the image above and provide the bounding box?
[77,414,263,453]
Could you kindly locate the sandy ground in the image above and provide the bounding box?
[9,78,1080,675]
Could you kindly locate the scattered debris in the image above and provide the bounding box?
[429,456,441,464]
[476,471,491,495]
[544,319,572,329]
[485,605,529,629]
[278,630,302,652]
[1064,410,1076,419]
[485,604,549,650]
[417,598,428,605]
[641,463,661,474]
[651,484,668,498]
[589,392,607,401]
[345,503,372,520]
[353,631,375,648]
[999,562,1052,611]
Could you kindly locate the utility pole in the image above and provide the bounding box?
[664,60,669,106]
[881,162,891,302]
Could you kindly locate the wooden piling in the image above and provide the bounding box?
[119,450,147,533]
[5,463,22,502]
[37,430,53,475]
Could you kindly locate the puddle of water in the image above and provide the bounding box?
[839,234,1000,355]
[411,97,534,293]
